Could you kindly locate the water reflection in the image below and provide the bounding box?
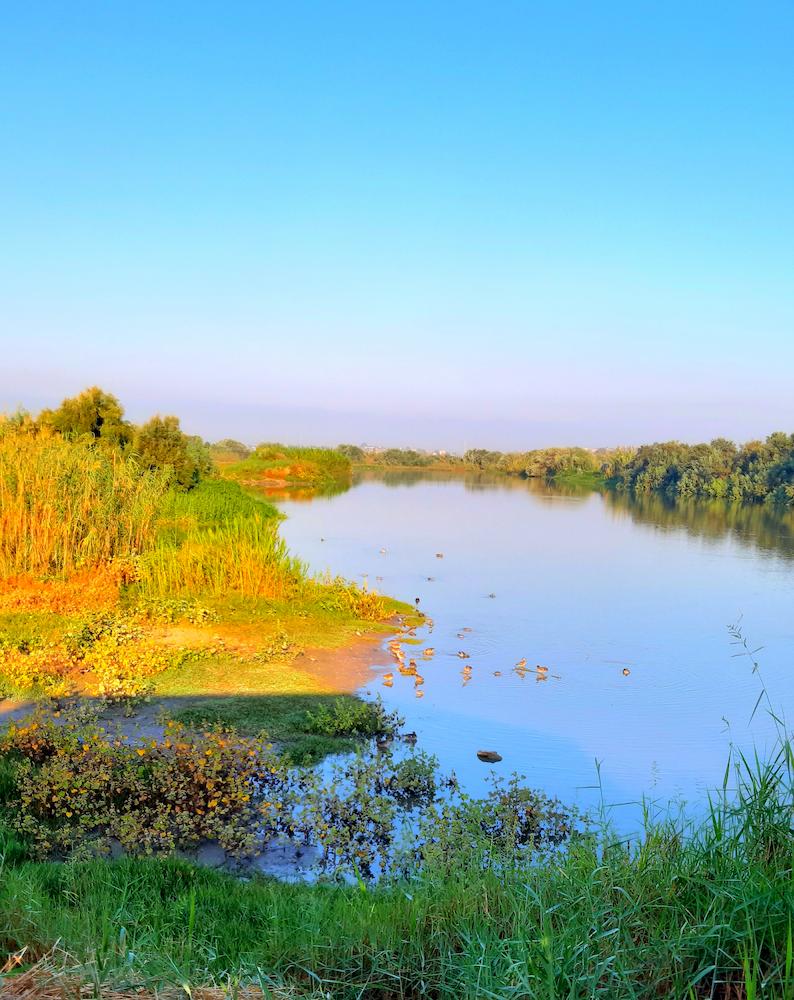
[357,469,794,561]
[603,490,794,562]
[275,470,793,830]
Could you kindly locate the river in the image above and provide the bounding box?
[276,470,794,824]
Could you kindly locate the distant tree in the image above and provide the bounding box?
[380,448,431,467]
[134,415,207,489]
[464,449,503,469]
[337,444,365,461]
[39,386,131,446]
[186,435,215,480]
[210,438,251,460]
[605,432,794,506]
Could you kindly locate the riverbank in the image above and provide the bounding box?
[2,409,793,998]
[1,726,791,999]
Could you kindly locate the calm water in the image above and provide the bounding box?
[276,472,794,823]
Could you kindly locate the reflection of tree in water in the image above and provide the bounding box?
[602,490,794,562]
[355,468,601,498]
[354,469,487,489]
[352,468,794,561]
[248,480,352,503]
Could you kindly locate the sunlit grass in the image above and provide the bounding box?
[0,427,168,579]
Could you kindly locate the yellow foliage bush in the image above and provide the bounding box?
[1,711,294,858]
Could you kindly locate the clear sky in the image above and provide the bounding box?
[1,2,792,450]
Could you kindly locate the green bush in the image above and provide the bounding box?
[304,697,399,739]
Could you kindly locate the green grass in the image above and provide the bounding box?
[171,693,392,764]
[0,766,791,999]
[158,477,282,528]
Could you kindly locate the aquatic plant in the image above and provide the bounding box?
[1,711,293,860]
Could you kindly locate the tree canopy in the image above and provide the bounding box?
[134,416,213,490]
[39,387,132,446]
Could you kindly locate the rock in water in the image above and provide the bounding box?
[477,750,503,763]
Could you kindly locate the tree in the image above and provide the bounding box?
[337,444,365,461]
[464,449,503,469]
[39,386,131,446]
[210,439,251,460]
[134,415,207,489]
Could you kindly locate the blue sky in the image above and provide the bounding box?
[1,2,792,449]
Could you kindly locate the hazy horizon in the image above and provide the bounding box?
[2,3,792,448]
[6,381,794,455]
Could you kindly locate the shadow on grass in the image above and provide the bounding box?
[0,690,394,766]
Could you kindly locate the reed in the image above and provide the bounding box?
[0,427,168,579]
[137,514,306,600]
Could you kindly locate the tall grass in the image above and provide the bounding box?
[131,478,306,599]
[0,427,168,578]
[137,513,306,599]
[159,478,281,527]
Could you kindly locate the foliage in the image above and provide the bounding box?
[134,416,213,490]
[496,446,602,478]
[0,609,216,701]
[210,438,252,461]
[131,596,217,625]
[1,630,792,998]
[137,513,305,600]
[311,576,386,620]
[1,711,292,860]
[606,432,794,505]
[357,448,464,469]
[463,447,503,469]
[336,443,365,460]
[1,726,791,998]
[173,693,387,765]
[158,477,280,529]
[84,636,211,702]
[38,386,132,447]
[225,444,352,490]
[127,477,303,601]
[304,696,400,740]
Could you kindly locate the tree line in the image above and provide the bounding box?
[7,390,793,506]
[464,436,794,505]
[603,434,794,505]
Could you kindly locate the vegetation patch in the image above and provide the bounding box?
[224,444,352,492]
[173,694,400,765]
[0,710,291,860]
[0,728,790,998]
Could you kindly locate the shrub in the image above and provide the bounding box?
[1,711,293,859]
[304,697,400,739]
